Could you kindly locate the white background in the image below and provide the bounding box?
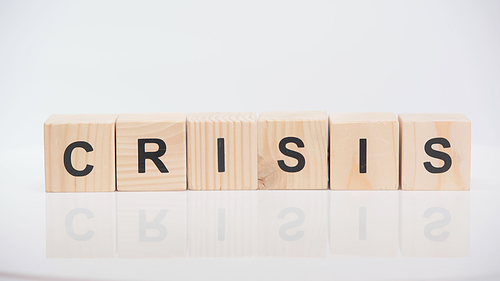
[2,0,499,191]
[1,1,500,280]
[1,1,499,148]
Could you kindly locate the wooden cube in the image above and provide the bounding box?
[116,113,187,191]
[187,112,257,190]
[329,113,399,190]
[258,111,328,190]
[44,114,117,192]
[399,113,471,191]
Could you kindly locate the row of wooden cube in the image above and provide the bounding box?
[44,112,471,192]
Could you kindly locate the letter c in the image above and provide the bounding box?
[64,141,94,177]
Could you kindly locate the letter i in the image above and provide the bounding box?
[218,138,225,173]
[359,138,367,174]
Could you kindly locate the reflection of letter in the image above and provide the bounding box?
[359,207,366,240]
[65,208,95,241]
[139,209,168,242]
[278,207,305,241]
[423,207,451,242]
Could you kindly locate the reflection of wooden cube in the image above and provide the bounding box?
[117,192,187,258]
[400,191,470,257]
[329,191,398,257]
[258,191,328,257]
[258,111,328,190]
[399,114,471,191]
[188,191,258,257]
[187,112,257,190]
[46,193,116,258]
[116,113,187,191]
[330,113,399,190]
[44,114,117,192]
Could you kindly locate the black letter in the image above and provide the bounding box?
[217,138,225,173]
[359,138,367,173]
[277,137,306,173]
[423,137,452,173]
[64,141,94,177]
[138,139,168,173]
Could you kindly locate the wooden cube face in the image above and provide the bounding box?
[330,113,399,190]
[258,111,328,190]
[187,112,257,190]
[44,114,117,192]
[116,113,187,191]
[399,114,471,191]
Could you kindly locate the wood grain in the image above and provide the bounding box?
[44,114,117,192]
[258,111,328,190]
[187,112,257,190]
[399,113,471,191]
[116,113,187,191]
[329,113,399,190]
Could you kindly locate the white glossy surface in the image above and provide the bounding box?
[0,145,499,280]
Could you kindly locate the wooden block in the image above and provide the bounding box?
[329,191,398,257]
[258,111,328,190]
[399,113,471,190]
[44,114,117,192]
[400,191,470,257]
[187,112,257,190]
[329,113,399,190]
[116,113,187,191]
[46,193,116,258]
[117,192,187,258]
